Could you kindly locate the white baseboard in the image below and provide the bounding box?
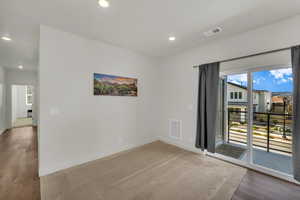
[39,135,203,176]
[157,135,203,154]
[0,129,7,135]
[39,137,157,177]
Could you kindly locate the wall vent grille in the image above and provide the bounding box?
[169,119,182,140]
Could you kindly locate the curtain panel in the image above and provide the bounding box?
[195,62,220,153]
[292,46,300,181]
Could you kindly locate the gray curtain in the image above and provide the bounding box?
[195,62,220,153]
[292,46,300,181]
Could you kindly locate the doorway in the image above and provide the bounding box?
[215,66,293,177]
[11,85,34,128]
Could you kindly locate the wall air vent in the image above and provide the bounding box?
[203,27,223,37]
[169,119,182,140]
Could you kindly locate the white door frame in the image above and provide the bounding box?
[216,64,297,183]
[11,84,34,128]
[247,72,253,164]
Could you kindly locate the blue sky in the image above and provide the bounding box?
[94,73,119,80]
[227,68,293,92]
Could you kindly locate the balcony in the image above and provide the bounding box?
[217,110,293,174]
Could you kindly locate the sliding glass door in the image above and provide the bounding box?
[216,66,293,176]
[216,73,250,162]
[251,68,293,175]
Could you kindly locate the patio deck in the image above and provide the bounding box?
[217,142,293,175]
[252,149,292,174]
[221,110,293,174]
[216,142,293,174]
[229,127,292,154]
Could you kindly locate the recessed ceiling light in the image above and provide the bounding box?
[98,0,110,8]
[168,36,176,41]
[1,36,12,41]
[18,65,23,69]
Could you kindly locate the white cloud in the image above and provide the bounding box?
[253,77,266,85]
[228,74,247,85]
[277,78,288,84]
[270,68,292,79]
[230,80,242,85]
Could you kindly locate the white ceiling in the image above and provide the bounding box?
[1,0,300,70]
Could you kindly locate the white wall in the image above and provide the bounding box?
[5,69,38,128]
[157,15,300,152]
[39,25,159,176]
[11,85,33,123]
[0,66,6,134]
[38,15,300,176]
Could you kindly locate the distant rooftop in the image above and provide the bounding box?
[272,92,292,97]
[228,82,269,92]
[272,96,284,104]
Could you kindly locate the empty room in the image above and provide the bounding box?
[1,0,300,200]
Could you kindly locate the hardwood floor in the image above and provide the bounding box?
[0,126,299,200]
[0,126,40,200]
[232,170,300,200]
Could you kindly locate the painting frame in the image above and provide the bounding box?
[93,73,138,97]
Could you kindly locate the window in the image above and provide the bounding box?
[230,92,234,99]
[234,92,238,99]
[239,92,242,99]
[26,86,33,105]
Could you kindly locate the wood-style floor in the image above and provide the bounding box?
[0,126,299,200]
[0,126,40,200]
[232,170,300,200]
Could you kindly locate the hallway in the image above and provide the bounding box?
[0,127,40,200]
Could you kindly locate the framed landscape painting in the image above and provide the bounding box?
[94,73,138,96]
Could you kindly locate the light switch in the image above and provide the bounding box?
[50,107,60,116]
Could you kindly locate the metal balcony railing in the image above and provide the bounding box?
[228,110,292,154]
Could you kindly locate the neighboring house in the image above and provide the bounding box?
[271,93,293,114]
[227,82,294,125]
[227,82,251,123]
[227,82,271,113]
[256,90,272,112]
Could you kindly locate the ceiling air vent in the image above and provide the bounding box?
[203,27,223,37]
